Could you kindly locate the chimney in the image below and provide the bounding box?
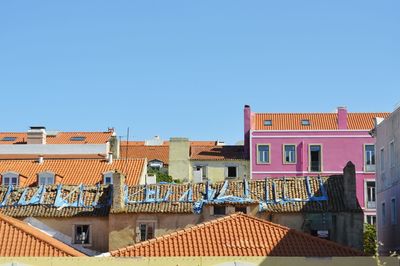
[343,161,357,210]
[337,107,348,130]
[168,137,190,181]
[109,135,120,159]
[112,170,126,212]
[38,155,44,164]
[244,105,252,159]
[27,126,47,144]
[107,152,113,164]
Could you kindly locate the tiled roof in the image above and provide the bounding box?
[117,175,359,214]
[0,185,111,217]
[0,213,85,256]
[254,112,390,130]
[0,158,146,187]
[110,213,363,257]
[120,145,169,164]
[190,145,245,160]
[0,131,113,144]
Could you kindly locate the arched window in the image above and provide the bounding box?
[1,171,19,186]
[38,171,55,185]
[103,171,114,185]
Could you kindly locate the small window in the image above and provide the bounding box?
[138,222,155,242]
[38,172,55,185]
[74,224,90,245]
[70,136,86,141]
[382,202,386,225]
[2,172,19,186]
[366,215,376,226]
[103,172,113,185]
[213,206,226,215]
[226,166,238,178]
[284,145,296,163]
[264,120,272,126]
[257,145,270,164]
[1,136,17,141]
[391,198,397,225]
[301,119,310,126]
[235,206,247,214]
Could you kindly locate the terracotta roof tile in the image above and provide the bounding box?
[255,112,390,130]
[0,131,113,144]
[190,145,245,160]
[0,213,85,256]
[121,145,169,164]
[110,213,363,257]
[0,158,145,187]
[0,154,106,160]
[117,176,359,214]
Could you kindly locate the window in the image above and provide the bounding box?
[1,136,17,141]
[283,144,296,164]
[382,202,386,225]
[70,136,86,141]
[391,198,397,225]
[226,166,238,178]
[38,172,55,185]
[390,141,395,168]
[364,145,376,172]
[257,144,270,164]
[213,206,226,215]
[138,222,155,242]
[380,148,385,172]
[366,215,376,226]
[366,181,376,209]
[148,160,163,170]
[193,165,207,181]
[264,120,272,126]
[235,206,247,214]
[74,224,90,245]
[309,145,322,172]
[2,172,19,186]
[301,119,310,126]
[103,172,113,185]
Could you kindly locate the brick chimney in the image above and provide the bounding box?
[343,161,357,210]
[112,170,126,212]
[337,107,348,130]
[27,126,47,144]
[244,105,252,159]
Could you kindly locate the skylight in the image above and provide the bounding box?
[1,136,17,141]
[301,119,310,126]
[70,136,86,141]
[264,120,272,126]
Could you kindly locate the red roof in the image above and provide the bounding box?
[0,158,145,186]
[110,213,363,257]
[0,213,85,256]
[254,112,390,130]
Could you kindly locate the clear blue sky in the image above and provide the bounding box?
[0,1,399,144]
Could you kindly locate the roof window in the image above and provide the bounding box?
[301,119,310,126]
[264,120,272,126]
[70,136,86,141]
[1,137,17,141]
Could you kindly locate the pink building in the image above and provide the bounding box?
[244,105,389,222]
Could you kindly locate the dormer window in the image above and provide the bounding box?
[301,119,310,126]
[70,136,86,141]
[2,172,19,186]
[103,171,113,185]
[38,171,55,185]
[264,120,272,126]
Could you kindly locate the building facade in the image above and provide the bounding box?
[375,107,400,254]
[244,105,389,223]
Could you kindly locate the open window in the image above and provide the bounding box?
[365,181,376,209]
[309,145,322,172]
[38,171,55,185]
[1,172,19,186]
[213,205,226,215]
[193,165,207,182]
[137,221,156,242]
[74,224,91,245]
[225,165,238,179]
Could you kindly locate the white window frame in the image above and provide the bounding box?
[1,171,19,186]
[103,171,113,185]
[364,144,376,172]
[365,215,376,226]
[257,144,271,164]
[73,224,92,246]
[225,165,239,179]
[148,160,164,170]
[38,171,55,186]
[136,220,157,242]
[364,180,376,210]
[283,144,296,164]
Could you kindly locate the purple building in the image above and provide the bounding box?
[244,105,389,222]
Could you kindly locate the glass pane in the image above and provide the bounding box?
[285,145,296,163]
[258,145,269,163]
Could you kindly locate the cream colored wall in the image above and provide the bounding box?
[168,138,190,181]
[36,217,109,253]
[190,160,250,182]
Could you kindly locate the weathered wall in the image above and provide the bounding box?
[189,160,250,182]
[168,138,190,181]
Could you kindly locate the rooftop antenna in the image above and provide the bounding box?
[124,127,130,176]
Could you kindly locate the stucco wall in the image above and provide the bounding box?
[189,160,250,182]
[168,138,190,181]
